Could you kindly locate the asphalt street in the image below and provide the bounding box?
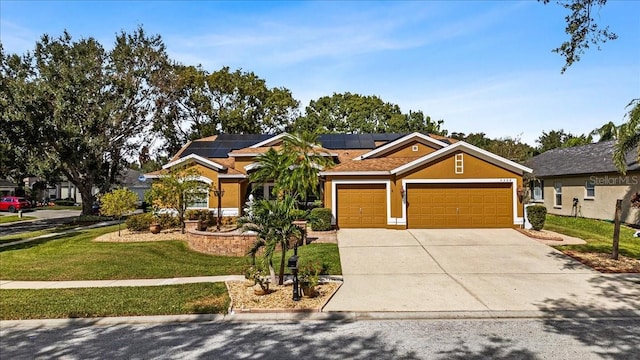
[2,317,638,359]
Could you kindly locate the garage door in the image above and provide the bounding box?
[407,183,513,228]
[337,184,387,228]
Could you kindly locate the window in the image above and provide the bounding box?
[187,192,208,208]
[585,180,595,198]
[455,153,464,174]
[554,182,562,207]
[186,182,210,208]
[530,179,544,201]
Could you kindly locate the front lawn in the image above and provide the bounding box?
[0,283,229,320]
[0,215,37,224]
[0,225,248,280]
[0,228,66,243]
[0,225,342,280]
[545,214,640,259]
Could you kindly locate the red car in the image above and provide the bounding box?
[0,196,31,213]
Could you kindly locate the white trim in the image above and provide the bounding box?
[244,162,261,171]
[331,180,392,226]
[218,174,248,179]
[162,154,227,171]
[455,153,464,174]
[143,174,161,179]
[185,207,240,216]
[250,133,288,148]
[356,132,449,160]
[228,152,261,157]
[319,171,389,176]
[392,141,532,175]
[185,175,213,185]
[401,178,521,226]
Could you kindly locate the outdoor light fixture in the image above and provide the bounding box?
[288,246,300,301]
[214,184,225,231]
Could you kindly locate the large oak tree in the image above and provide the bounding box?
[1,27,170,214]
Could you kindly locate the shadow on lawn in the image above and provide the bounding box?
[0,231,82,252]
[536,274,640,359]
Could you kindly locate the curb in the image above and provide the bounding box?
[3,309,639,329]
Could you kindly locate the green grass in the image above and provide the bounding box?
[36,205,82,210]
[0,225,248,280]
[261,243,342,276]
[545,214,640,259]
[0,228,69,243]
[0,283,229,320]
[0,215,36,224]
[0,225,342,280]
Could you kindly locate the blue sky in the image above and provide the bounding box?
[2,0,638,146]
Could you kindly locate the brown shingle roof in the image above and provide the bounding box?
[324,157,417,173]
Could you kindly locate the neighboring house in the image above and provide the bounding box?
[526,141,640,225]
[26,169,151,204]
[148,132,532,229]
[0,179,18,196]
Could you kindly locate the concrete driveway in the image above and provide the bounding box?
[323,229,640,316]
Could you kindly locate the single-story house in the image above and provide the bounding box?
[525,140,640,225]
[25,169,150,205]
[0,179,18,196]
[149,132,532,229]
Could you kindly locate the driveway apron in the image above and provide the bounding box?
[323,229,640,315]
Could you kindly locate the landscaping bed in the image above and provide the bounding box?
[542,214,640,273]
[226,280,341,313]
[561,251,640,273]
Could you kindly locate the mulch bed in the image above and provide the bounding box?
[516,228,563,241]
[226,280,341,313]
[561,250,640,273]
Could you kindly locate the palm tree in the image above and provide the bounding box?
[248,147,288,199]
[249,131,335,203]
[238,195,302,285]
[282,131,335,202]
[614,100,640,174]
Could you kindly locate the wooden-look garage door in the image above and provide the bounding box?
[337,184,387,228]
[407,183,513,228]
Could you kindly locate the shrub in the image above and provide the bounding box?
[291,208,309,221]
[527,205,547,231]
[126,213,153,232]
[309,208,332,231]
[157,213,181,229]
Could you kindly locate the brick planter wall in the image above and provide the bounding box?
[186,229,257,256]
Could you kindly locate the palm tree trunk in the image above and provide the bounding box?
[279,245,286,285]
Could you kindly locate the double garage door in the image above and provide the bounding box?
[336,183,513,228]
[407,183,513,228]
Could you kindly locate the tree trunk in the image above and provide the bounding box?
[612,199,622,260]
[279,245,286,285]
[77,184,95,216]
[268,259,277,285]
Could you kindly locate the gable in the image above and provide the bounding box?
[381,139,438,158]
[393,141,531,176]
[356,132,448,160]
[401,151,522,180]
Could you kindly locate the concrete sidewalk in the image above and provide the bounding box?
[0,275,245,289]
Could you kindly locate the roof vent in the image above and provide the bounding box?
[412,145,419,152]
